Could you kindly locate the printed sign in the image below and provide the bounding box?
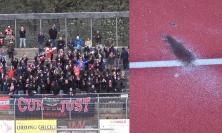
[0,96,10,110]
[100,119,129,133]
[16,120,57,133]
[0,120,15,133]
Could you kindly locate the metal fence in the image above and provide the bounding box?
[0,12,129,48]
[0,93,129,132]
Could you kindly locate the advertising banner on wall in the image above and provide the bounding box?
[0,120,15,133]
[0,96,10,110]
[16,120,57,133]
[14,95,95,118]
[57,119,98,130]
[100,119,129,133]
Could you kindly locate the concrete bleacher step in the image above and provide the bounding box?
[14,48,38,59]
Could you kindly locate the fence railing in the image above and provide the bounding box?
[0,12,129,47]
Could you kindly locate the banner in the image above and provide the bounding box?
[0,96,10,110]
[16,120,57,133]
[57,119,98,129]
[14,95,95,118]
[100,119,129,133]
[0,120,15,133]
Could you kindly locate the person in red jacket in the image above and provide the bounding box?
[4,25,13,39]
[45,40,56,61]
[7,66,15,79]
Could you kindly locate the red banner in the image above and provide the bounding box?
[0,96,10,110]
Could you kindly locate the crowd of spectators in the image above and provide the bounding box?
[0,25,129,96]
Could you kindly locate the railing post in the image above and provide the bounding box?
[115,17,118,47]
[39,19,42,33]
[41,98,44,120]
[65,18,68,47]
[14,19,17,48]
[14,98,16,132]
[69,97,72,120]
[126,97,128,119]
[90,18,93,43]
[97,96,100,133]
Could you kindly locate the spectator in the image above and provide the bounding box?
[76,56,89,71]
[48,24,58,47]
[0,32,5,48]
[37,32,45,53]
[72,35,84,50]
[4,25,13,40]
[7,66,16,79]
[8,82,15,95]
[11,58,19,69]
[85,38,92,48]
[7,40,14,59]
[1,43,128,95]
[45,41,56,61]
[57,37,65,51]
[94,30,102,45]
[120,47,129,70]
[19,26,26,48]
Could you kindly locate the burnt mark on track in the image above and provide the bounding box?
[164,35,195,64]
[169,21,177,28]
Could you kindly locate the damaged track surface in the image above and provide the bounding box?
[164,35,195,64]
[130,0,222,133]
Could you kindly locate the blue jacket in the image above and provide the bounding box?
[72,38,84,49]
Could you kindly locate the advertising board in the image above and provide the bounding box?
[16,120,57,133]
[0,120,15,133]
[100,119,129,133]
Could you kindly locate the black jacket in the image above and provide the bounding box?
[49,28,57,39]
[19,30,26,38]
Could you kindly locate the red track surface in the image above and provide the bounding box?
[130,0,222,133]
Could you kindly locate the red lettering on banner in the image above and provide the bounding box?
[75,98,83,112]
[18,97,43,112]
[83,97,90,112]
[27,99,35,111]
[36,100,44,111]
[60,100,68,113]
[18,97,27,112]
[17,97,91,113]
[66,100,74,112]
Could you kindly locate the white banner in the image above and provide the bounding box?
[100,119,129,133]
[0,120,15,133]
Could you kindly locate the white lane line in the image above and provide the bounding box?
[130,58,222,68]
